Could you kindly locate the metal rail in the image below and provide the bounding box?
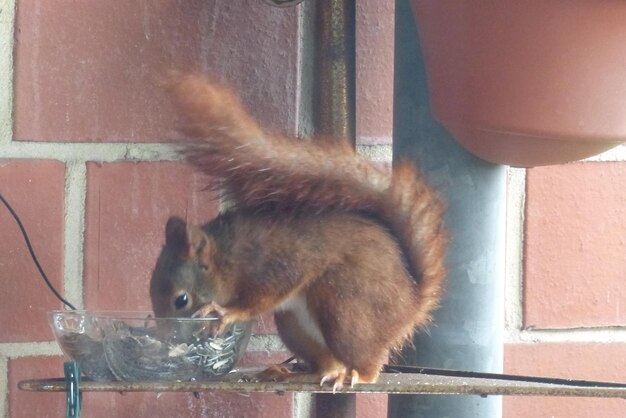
[19,369,626,398]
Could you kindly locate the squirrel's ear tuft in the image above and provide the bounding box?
[165,216,189,250]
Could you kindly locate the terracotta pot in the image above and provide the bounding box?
[411,1,626,167]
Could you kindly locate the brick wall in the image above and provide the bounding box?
[504,153,626,418]
[0,1,390,417]
[1,1,624,417]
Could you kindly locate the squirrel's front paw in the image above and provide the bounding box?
[192,301,226,319]
[192,302,228,335]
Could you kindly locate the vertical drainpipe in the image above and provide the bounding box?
[310,0,357,416]
[388,0,506,417]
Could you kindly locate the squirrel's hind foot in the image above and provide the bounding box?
[319,367,370,392]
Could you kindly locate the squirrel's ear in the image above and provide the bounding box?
[165,216,188,249]
[186,225,210,258]
[165,216,211,259]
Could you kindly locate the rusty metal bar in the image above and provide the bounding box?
[312,0,356,143]
[309,0,357,416]
[18,371,626,398]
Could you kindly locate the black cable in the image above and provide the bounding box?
[383,365,626,388]
[0,192,76,310]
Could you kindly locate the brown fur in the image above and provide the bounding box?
[150,74,447,386]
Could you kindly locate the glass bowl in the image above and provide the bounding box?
[48,310,252,382]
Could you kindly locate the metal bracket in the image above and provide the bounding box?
[64,361,82,418]
[262,0,305,8]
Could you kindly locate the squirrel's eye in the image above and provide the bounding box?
[174,293,189,310]
[199,264,209,272]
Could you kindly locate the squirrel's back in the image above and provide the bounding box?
[166,73,447,331]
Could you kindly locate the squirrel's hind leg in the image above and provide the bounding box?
[274,305,380,390]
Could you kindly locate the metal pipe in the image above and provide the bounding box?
[310,0,357,415]
[388,0,506,416]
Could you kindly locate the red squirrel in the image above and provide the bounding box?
[150,74,447,389]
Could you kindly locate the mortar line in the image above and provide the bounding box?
[294,0,304,140]
[63,162,87,310]
[357,135,392,145]
[293,8,314,417]
[0,3,15,417]
[0,142,179,162]
[293,392,313,418]
[0,342,62,358]
[0,0,15,147]
[514,327,626,344]
[503,167,526,343]
[295,0,314,141]
[246,334,286,353]
[356,144,392,162]
[0,356,6,418]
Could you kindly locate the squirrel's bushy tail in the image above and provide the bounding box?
[167,74,447,326]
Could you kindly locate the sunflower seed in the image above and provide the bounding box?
[168,343,189,357]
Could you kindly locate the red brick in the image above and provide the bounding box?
[504,343,626,418]
[355,0,394,145]
[356,393,388,418]
[83,161,219,311]
[13,0,299,142]
[82,390,292,418]
[524,162,626,328]
[83,160,282,329]
[9,356,66,418]
[0,160,66,342]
